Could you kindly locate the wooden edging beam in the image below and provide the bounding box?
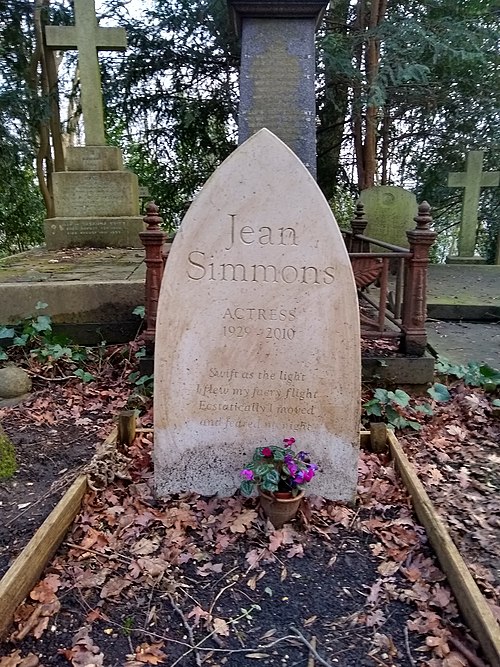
[0,427,118,641]
[387,430,500,667]
[0,474,88,640]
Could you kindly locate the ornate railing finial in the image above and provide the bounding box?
[139,202,167,344]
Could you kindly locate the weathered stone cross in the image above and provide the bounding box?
[45,0,127,147]
[447,150,499,258]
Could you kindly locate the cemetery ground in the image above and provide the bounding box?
[0,341,499,667]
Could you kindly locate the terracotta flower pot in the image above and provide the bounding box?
[258,488,304,528]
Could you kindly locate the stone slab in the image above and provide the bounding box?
[51,171,140,218]
[426,264,500,320]
[154,129,361,500]
[445,256,487,265]
[44,217,145,250]
[64,146,124,171]
[362,353,435,386]
[359,186,417,249]
[427,321,500,371]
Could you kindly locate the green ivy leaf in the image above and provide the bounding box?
[133,305,145,317]
[0,350,7,361]
[0,327,14,339]
[415,402,434,416]
[492,399,500,407]
[374,388,389,404]
[35,301,48,310]
[363,399,382,417]
[427,383,451,402]
[392,389,410,408]
[32,315,52,333]
[75,369,95,383]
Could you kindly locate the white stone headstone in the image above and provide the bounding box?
[154,129,361,501]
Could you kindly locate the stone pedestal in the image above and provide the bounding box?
[44,147,144,249]
[230,0,327,177]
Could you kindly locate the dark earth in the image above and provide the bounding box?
[0,420,485,667]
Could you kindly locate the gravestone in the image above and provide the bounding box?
[446,150,499,264]
[154,129,361,501]
[43,0,144,249]
[358,186,417,249]
[230,0,327,176]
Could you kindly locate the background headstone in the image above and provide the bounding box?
[358,186,417,249]
[446,150,499,264]
[230,0,327,176]
[43,0,144,249]
[154,129,361,501]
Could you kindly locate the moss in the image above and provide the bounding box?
[0,427,16,479]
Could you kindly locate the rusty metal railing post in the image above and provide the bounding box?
[400,201,436,356]
[139,202,167,345]
[350,203,369,253]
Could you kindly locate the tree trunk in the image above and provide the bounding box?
[317,0,351,199]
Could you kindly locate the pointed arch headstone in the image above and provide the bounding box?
[154,129,360,500]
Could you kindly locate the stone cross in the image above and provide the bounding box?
[45,0,127,146]
[447,151,499,258]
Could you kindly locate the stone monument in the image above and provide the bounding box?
[446,150,499,264]
[230,0,327,176]
[44,0,144,249]
[154,130,361,501]
[358,186,417,249]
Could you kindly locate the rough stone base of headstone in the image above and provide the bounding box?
[445,255,487,265]
[44,217,144,249]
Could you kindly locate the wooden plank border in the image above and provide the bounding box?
[0,428,117,640]
[0,474,87,639]
[387,430,500,667]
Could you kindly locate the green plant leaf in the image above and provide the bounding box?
[363,399,382,417]
[240,480,254,496]
[35,301,48,310]
[492,399,500,407]
[385,405,400,424]
[374,388,389,404]
[133,305,145,317]
[0,350,7,361]
[427,383,451,402]
[32,315,52,333]
[407,420,422,431]
[392,389,410,407]
[415,402,434,416]
[13,334,29,346]
[0,327,14,339]
[74,369,95,383]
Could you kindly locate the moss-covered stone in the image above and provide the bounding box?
[0,426,16,479]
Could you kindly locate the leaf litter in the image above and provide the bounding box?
[0,360,498,667]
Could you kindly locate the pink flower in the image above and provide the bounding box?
[262,447,273,457]
[283,437,296,447]
[240,469,254,481]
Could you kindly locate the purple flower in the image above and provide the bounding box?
[283,437,296,447]
[240,469,254,481]
[262,447,273,457]
[298,451,310,461]
[284,453,294,464]
[294,470,306,484]
[286,461,298,476]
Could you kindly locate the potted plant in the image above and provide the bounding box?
[239,437,318,528]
